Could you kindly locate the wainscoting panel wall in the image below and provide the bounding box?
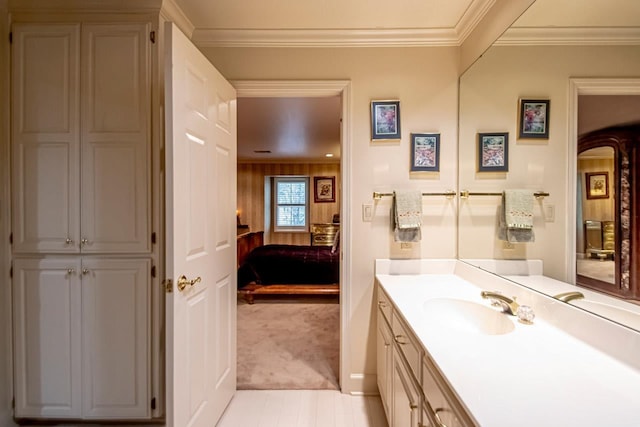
[237,163,340,245]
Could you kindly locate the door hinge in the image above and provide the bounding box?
[9,265,13,279]
[9,232,13,244]
[164,279,173,293]
[9,32,12,44]
[151,232,156,244]
[151,397,156,410]
[151,265,156,278]
[150,31,156,44]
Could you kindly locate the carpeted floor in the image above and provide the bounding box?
[237,296,340,390]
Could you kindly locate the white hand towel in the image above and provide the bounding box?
[393,190,422,242]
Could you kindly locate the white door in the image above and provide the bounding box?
[164,22,237,427]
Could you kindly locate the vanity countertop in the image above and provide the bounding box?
[377,267,640,427]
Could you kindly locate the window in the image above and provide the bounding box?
[274,177,309,232]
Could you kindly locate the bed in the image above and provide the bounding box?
[237,244,340,303]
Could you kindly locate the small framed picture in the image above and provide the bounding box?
[586,172,609,199]
[478,132,509,172]
[371,100,401,141]
[519,99,550,139]
[410,133,440,172]
[314,176,336,203]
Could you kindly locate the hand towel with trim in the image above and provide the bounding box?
[498,189,535,243]
[392,190,422,242]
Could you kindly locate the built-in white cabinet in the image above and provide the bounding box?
[11,21,151,254]
[12,257,150,419]
[10,16,156,421]
[377,284,475,427]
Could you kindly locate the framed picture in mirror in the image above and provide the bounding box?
[478,132,509,172]
[586,171,609,199]
[518,99,550,139]
[371,100,401,141]
[410,133,440,172]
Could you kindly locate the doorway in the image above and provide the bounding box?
[569,79,640,297]
[233,80,352,391]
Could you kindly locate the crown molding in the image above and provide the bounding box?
[8,0,161,12]
[192,27,462,48]
[455,0,496,44]
[495,27,640,46]
[160,0,194,39]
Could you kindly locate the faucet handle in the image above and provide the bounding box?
[516,305,535,324]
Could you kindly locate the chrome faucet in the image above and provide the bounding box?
[553,291,585,303]
[481,291,520,316]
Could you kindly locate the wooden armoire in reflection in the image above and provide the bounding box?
[577,125,640,300]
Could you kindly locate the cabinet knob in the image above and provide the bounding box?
[81,238,89,245]
[65,238,74,245]
[378,301,387,308]
[82,268,90,275]
[67,268,75,275]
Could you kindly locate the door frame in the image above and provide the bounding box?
[233,80,352,391]
[566,78,640,283]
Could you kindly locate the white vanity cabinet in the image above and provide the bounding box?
[11,20,151,254]
[12,257,150,419]
[377,283,474,427]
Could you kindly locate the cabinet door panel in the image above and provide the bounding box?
[13,258,82,418]
[81,258,149,418]
[392,347,420,427]
[11,24,81,253]
[81,23,151,253]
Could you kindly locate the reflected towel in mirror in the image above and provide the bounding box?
[498,190,535,243]
[392,190,422,242]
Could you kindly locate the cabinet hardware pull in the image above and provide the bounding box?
[378,301,387,307]
[394,335,408,345]
[409,403,418,409]
[65,238,73,244]
[81,238,89,245]
[67,269,75,275]
[177,275,201,292]
[434,408,450,427]
[82,269,89,275]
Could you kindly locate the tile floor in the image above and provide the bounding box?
[216,390,388,427]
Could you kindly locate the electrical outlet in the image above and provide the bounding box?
[503,241,515,250]
[400,242,412,250]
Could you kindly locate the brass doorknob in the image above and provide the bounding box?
[177,275,201,292]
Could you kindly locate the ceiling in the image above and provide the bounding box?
[168,0,640,162]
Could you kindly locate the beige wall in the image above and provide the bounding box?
[458,45,640,281]
[202,46,460,391]
[237,162,340,245]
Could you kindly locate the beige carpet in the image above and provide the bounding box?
[237,297,340,390]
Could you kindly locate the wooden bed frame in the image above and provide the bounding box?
[238,283,339,304]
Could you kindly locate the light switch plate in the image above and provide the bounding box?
[544,204,555,222]
[362,203,373,222]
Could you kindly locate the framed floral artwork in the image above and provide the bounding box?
[410,133,440,172]
[371,100,401,141]
[519,99,550,139]
[478,132,509,172]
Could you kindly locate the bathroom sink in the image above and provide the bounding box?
[423,298,515,335]
[569,300,640,331]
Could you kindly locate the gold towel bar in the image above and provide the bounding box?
[373,190,457,200]
[459,190,549,199]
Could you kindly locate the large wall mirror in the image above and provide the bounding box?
[458,0,640,330]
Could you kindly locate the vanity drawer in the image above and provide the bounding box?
[377,285,392,324]
[392,311,421,380]
[422,355,475,427]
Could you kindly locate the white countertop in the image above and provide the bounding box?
[376,270,640,427]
